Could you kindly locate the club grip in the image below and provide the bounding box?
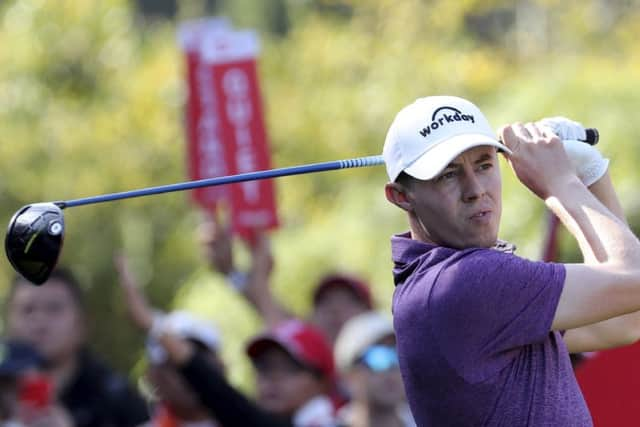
[583,128,599,145]
[499,128,599,146]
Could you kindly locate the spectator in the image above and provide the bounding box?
[245,319,337,424]
[309,274,373,346]
[199,217,371,344]
[5,269,150,427]
[115,254,224,427]
[333,312,414,427]
[0,338,72,426]
[151,316,338,426]
[141,313,224,427]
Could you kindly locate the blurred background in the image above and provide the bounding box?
[0,0,639,392]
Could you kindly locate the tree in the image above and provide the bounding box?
[1,0,639,391]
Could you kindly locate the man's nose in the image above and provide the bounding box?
[461,170,485,202]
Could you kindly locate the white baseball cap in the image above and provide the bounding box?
[147,310,221,364]
[383,96,510,182]
[334,311,395,373]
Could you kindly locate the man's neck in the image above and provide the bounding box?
[408,216,433,244]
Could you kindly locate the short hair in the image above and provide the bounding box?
[8,268,86,312]
[395,171,417,188]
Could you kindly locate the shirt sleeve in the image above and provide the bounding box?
[429,249,565,383]
[179,351,293,427]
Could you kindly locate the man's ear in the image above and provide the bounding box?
[385,182,413,212]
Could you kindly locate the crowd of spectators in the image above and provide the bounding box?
[0,216,415,426]
[1,205,636,426]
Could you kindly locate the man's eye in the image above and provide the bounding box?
[479,162,493,170]
[438,171,456,181]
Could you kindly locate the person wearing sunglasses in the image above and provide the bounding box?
[333,312,415,427]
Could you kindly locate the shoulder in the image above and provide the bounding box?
[425,249,565,330]
[434,249,564,299]
[393,248,512,315]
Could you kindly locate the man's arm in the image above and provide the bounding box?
[158,333,293,427]
[200,217,290,327]
[562,172,640,352]
[500,124,640,338]
[243,233,292,327]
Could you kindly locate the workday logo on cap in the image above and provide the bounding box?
[419,106,477,138]
[382,96,509,182]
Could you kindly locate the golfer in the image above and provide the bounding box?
[383,95,640,426]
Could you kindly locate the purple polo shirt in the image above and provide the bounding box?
[391,232,592,426]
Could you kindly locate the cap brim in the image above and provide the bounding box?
[247,336,293,360]
[403,133,511,181]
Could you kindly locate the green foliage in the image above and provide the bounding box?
[1,0,640,393]
[0,0,198,374]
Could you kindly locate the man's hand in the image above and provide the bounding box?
[499,122,578,199]
[537,116,609,186]
[198,214,234,276]
[538,116,586,141]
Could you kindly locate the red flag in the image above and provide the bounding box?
[179,18,231,208]
[575,344,640,427]
[202,30,279,240]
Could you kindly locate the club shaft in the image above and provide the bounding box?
[56,155,385,209]
[53,127,598,210]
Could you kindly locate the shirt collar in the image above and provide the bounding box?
[391,232,516,262]
[391,232,437,264]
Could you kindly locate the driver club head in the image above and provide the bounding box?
[5,203,65,286]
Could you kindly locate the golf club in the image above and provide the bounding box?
[5,128,599,286]
[5,155,384,285]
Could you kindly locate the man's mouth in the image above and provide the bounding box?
[469,210,491,220]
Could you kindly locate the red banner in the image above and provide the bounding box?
[179,19,230,208]
[202,30,279,239]
[181,24,279,239]
[217,60,279,238]
[575,343,640,426]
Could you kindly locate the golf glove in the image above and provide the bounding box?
[538,116,609,186]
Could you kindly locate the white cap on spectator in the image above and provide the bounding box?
[147,310,220,364]
[334,311,395,373]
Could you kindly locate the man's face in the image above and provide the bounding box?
[7,280,84,363]
[354,364,406,408]
[401,146,502,249]
[348,335,406,408]
[253,346,326,416]
[311,287,369,344]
